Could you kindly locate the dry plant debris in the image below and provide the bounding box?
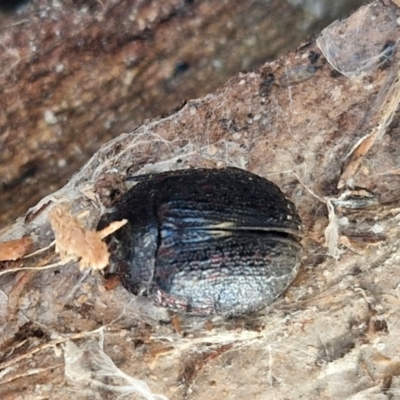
[338,58,400,188]
[0,237,32,261]
[48,204,127,271]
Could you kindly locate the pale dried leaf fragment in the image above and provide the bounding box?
[338,132,377,189]
[48,204,126,271]
[0,236,33,261]
[324,200,342,259]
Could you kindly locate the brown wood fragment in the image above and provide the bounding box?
[103,274,121,291]
[0,237,32,261]
[180,344,233,385]
[48,204,126,270]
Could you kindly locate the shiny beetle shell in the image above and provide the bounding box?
[99,167,302,316]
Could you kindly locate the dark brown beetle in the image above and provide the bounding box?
[99,167,302,316]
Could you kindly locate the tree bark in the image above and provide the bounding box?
[1,1,400,399]
[0,0,366,228]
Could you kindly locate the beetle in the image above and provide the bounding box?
[99,167,302,316]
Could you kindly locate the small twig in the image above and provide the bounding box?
[0,261,64,278]
[23,241,55,258]
[0,364,63,386]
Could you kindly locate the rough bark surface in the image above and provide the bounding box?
[0,0,367,228]
[1,1,400,399]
